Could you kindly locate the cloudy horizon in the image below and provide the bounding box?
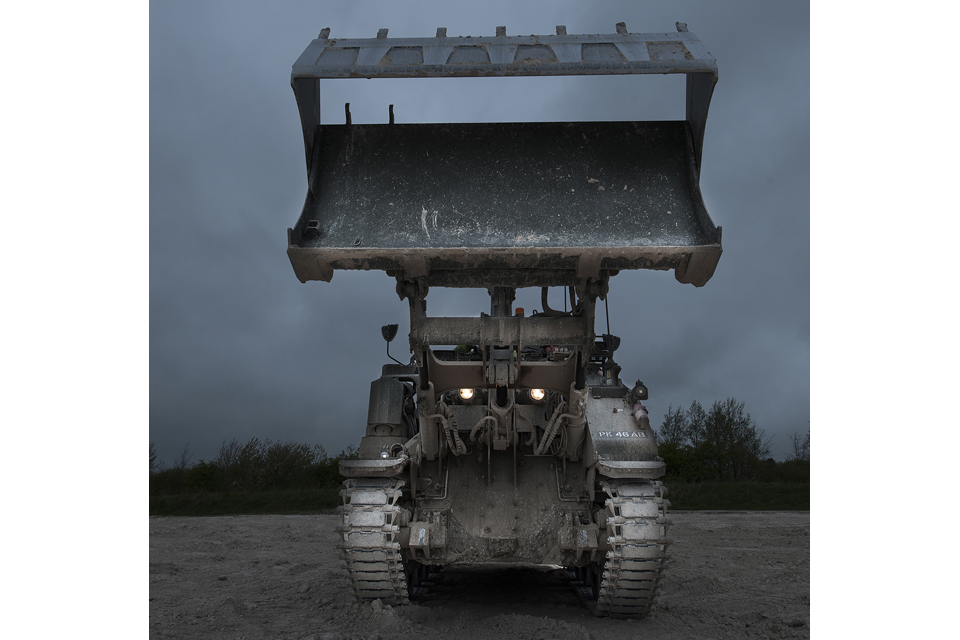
[149,0,809,467]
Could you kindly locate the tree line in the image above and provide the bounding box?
[655,397,809,483]
[149,438,356,495]
[150,397,808,494]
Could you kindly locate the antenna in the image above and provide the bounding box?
[605,295,611,336]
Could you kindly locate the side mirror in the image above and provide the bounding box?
[381,324,398,343]
[382,324,402,365]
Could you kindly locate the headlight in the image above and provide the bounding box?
[459,388,475,400]
[530,388,545,402]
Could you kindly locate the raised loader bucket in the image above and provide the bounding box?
[287,23,721,288]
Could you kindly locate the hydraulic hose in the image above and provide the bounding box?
[516,410,537,448]
[442,402,467,455]
[537,411,581,455]
[432,401,467,456]
[425,411,454,455]
[470,415,498,443]
[535,401,567,455]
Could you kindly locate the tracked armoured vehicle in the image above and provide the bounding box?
[287,22,720,618]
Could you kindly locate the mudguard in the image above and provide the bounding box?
[340,456,409,478]
[583,394,665,479]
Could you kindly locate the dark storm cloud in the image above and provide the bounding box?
[150,0,809,466]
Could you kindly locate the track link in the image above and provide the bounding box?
[336,478,410,605]
[593,479,670,618]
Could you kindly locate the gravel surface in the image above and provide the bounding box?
[149,511,809,639]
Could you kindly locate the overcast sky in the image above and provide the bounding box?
[149,0,810,466]
[9,2,960,635]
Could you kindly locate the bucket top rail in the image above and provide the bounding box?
[292,22,717,170]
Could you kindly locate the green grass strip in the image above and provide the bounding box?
[664,481,809,511]
[150,482,808,517]
[149,488,342,517]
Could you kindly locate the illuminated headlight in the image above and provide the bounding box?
[380,450,390,459]
[530,388,546,402]
[459,388,475,400]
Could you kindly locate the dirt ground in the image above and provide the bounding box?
[149,511,809,640]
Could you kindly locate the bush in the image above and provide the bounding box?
[654,398,803,483]
[755,458,810,483]
[149,438,355,496]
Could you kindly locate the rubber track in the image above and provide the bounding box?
[336,478,410,605]
[593,479,670,618]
